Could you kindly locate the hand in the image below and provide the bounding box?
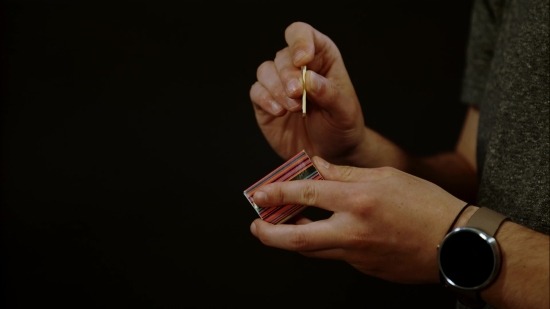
[249,22,367,165]
[250,156,467,284]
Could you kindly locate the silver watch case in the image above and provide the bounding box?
[438,226,502,291]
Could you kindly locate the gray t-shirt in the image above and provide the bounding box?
[458,0,548,308]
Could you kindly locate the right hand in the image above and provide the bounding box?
[249,22,367,165]
[250,156,468,284]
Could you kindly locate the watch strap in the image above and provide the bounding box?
[467,207,509,236]
[456,289,486,309]
[454,207,509,309]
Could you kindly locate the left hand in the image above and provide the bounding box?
[249,22,368,166]
[250,156,467,284]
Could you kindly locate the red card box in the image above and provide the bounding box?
[243,150,323,224]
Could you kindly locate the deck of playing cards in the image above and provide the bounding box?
[243,150,323,224]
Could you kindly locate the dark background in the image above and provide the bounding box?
[1,1,473,308]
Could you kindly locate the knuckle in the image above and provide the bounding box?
[249,82,259,97]
[288,230,309,251]
[339,165,355,181]
[347,230,370,249]
[250,84,271,107]
[346,192,362,208]
[285,22,302,36]
[272,186,285,204]
[258,95,272,108]
[301,183,318,206]
[378,166,398,177]
[249,84,261,103]
[326,80,340,101]
[349,194,376,217]
[275,48,287,60]
[279,67,295,83]
[271,88,286,101]
[355,202,375,218]
[274,47,291,65]
[256,61,273,79]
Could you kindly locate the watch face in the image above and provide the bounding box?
[439,227,498,289]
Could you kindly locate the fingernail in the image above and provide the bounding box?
[270,101,282,113]
[250,222,257,236]
[315,156,330,169]
[287,98,300,109]
[286,79,300,94]
[254,191,267,203]
[294,50,307,64]
[309,71,322,93]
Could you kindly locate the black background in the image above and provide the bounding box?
[2,1,473,308]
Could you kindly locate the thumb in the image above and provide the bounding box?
[313,156,365,182]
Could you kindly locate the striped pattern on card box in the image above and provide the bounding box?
[243,150,323,224]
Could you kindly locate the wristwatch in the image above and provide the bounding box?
[438,207,510,308]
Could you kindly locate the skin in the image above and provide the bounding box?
[250,23,367,167]
[249,22,549,309]
[250,22,477,202]
[251,158,466,284]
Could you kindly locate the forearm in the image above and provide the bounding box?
[454,207,550,309]
[408,152,477,203]
[485,222,550,309]
[350,126,477,202]
[346,126,409,170]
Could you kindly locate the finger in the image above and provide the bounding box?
[274,47,304,99]
[284,22,341,71]
[249,81,287,116]
[250,218,341,251]
[284,23,358,122]
[304,70,362,125]
[294,215,313,225]
[252,179,356,213]
[313,156,397,183]
[283,214,313,225]
[284,22,315,67]
[256,60,301,111]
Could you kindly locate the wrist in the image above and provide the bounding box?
[479,222,550,309]
[341,126,371,167]
[452,205,479,230]
[439,206,510,308]
[354,126,409,170]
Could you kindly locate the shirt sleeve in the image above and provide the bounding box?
[460,0,502,107]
